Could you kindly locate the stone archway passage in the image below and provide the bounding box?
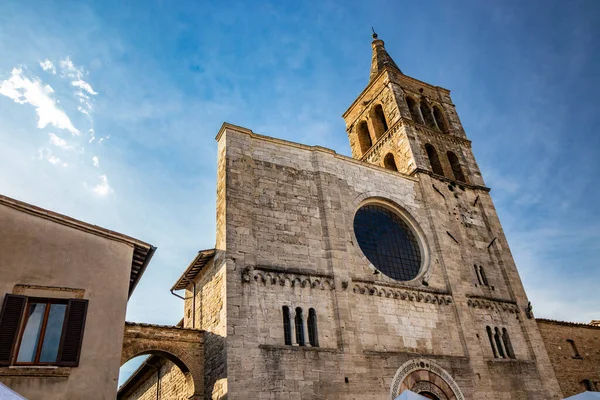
[390,358,464,400]
[121,322,204,400]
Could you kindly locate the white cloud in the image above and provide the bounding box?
[39,59,56,74]
[48,133,75,151]
[92,174,112,196]
[72,80,97,96]
[0,67,79,135]
[92,156,99,167]
[37,147,67,167]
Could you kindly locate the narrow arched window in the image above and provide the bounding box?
[371,104,388,139]
[356,121,373,155]
[282,306,292,345]
[432,106,447,132]
[308,308,319,347]
[295,307,305,346]
[425,144,444,176]
[447,151,466,182]
[567,339,581,358]
[502,328,515,359]
[406,96,422,124]
[494,327,506,358]
[383,153,398,171]
[420,100,436,128]
[479,266,489,286]
[486,326,498,358]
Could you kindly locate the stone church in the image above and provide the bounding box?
[118,34,565,399]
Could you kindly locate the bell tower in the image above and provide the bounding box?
[343,32,485,187]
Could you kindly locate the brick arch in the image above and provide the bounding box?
[121,323,204,400]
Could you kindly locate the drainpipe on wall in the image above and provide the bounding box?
[169,278,196,329]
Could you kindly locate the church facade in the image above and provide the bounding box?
[119,35,564,399]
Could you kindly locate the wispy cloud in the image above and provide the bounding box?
[92,175,112,196]
[49,132,76,151]
[0,67,79,135]
[37,147,68,167]
[92,155,99,167]
[60,57,97,117]
[39,59,56,74]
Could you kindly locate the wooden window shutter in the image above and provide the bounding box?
[57,299,88,367]
[0,294,27,366]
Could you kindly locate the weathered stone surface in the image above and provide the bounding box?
[537,319,600,397]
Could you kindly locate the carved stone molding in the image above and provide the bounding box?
[241,266,335,290]
[351,282,452,305]
[390,358,465,400]
[466,296,519,314]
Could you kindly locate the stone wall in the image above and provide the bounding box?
[537,319,600,397]
[216,124,562,399]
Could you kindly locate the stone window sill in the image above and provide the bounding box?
[486,358,532,364]
[0,366,70,378]
[259,344,338,353]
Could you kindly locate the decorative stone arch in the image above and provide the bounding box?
[370,103,389,139]
[121,322,204,400]
[390,358,464,400]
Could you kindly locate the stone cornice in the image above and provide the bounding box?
[466,295,519,314]
[414,169,491,192]
[241,265,335,290]
[536,318,600,329]
[350,279,453,305]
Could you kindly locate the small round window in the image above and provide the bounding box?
[353,204,422,281]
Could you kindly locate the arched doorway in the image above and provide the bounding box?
[390,358,464,400]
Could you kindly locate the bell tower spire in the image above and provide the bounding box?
[370,29,402,81]
[342,35,485,187]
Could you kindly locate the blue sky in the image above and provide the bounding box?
[1,0,599,385]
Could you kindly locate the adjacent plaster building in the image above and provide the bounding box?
[119,35,568,399]
[0,194,155,400]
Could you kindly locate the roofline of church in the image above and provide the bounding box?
[215,122,419,182]
[536,318,600,329]
[341,66,451,120]
[0,194,156,299]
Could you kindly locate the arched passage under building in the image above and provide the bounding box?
[119,322,204,400]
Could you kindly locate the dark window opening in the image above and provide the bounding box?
[502,328,515,359]
[420,101,436,128]
[406,97,422,124]
[371,104,389,139]
[486,326,498,358]
[0,294,88,367]
[582,379,596,391]
[479,266,489,286]
[432,106,447,132]
[308,308,319,347]
[282,306,292,345]
[568,339,582,358]
[353,204,422,282]
[357,121,373,155]
[425,144,444,176]
[447,151,466,182]
[295,307,305,346]
[383,153,398,171]
[494,327,506,358]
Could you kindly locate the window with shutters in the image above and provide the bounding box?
[0,294,88,367]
